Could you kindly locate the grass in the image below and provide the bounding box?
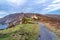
[0,24,39,40]
[44,23,60,40]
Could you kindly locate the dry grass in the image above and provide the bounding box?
[44,23,60,40]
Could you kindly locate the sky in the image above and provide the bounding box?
[0,0,60,18]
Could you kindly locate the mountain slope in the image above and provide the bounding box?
[46,14,60,19]
[0,13,60,25]
[0,13,60,40]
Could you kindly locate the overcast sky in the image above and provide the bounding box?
[0,0,60,18]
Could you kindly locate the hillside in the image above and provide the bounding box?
[0,13,60,40]
[0,13,60,28]
[0,24,39,40]
[0,13,37,23]
[0,13,39,40]
[46,14,60,19]
[1,13,60,23]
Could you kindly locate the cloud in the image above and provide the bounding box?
[43,4,60,12]
[52,0,60,3]
[0,11,9,18]
[6,0,27,6]
[23,8,33,13]
[48,9,60,14]
[34,0,48,4]
[42,0,60,13]
[0,0,60,17]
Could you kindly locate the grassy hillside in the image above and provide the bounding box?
[0,24,39,40]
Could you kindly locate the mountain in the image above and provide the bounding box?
[46,14,60,19]
[0,13,37,23]
[0,13,41,27]
[0,13,60,38]
[0,13,60,28]
[0,13,60,24]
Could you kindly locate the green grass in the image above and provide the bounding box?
[0,24,39,40]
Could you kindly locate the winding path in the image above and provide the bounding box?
[37,23,57,40]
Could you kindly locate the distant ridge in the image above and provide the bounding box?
[0,13,60,25]
[46,14,60,19]
[0,13,42,24]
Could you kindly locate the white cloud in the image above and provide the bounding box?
[44,4,60,11]
[52,0,60,3]
[42,0,60,13]
[23,7,33,13]
[0,11,8,14]
[34,0,46,4]
[6,0,27,6]
[0,0,60,14]
[0,11,9,18]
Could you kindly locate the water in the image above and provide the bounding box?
[0,24,7,29]
[37,23,57,40]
